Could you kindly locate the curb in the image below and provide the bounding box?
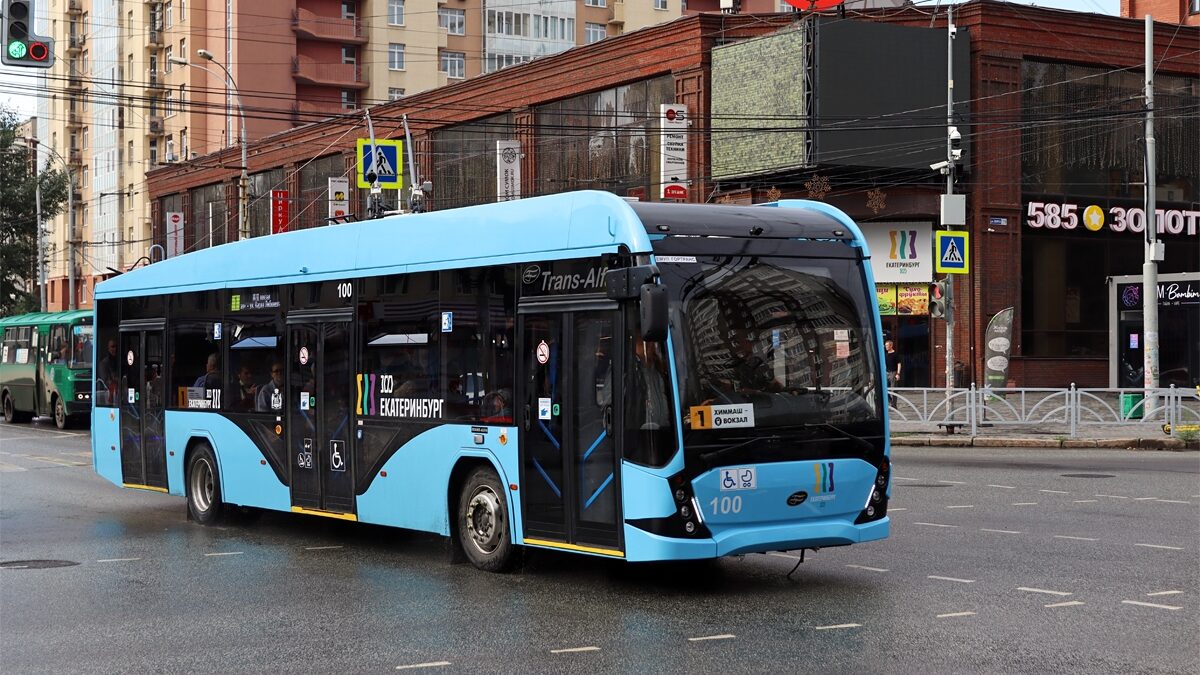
[891,436,1194,450]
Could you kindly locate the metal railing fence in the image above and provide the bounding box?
[889,385,1200,438]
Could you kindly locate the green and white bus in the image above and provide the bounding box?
[0,310,94,429]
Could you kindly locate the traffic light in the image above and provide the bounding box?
[929,280,947,318]
[2,0,54,68]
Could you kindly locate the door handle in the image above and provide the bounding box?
[523,404,531,431]
[603,404,613,436]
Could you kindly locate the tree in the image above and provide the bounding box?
[1,108,68,316]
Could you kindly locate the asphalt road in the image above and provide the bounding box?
[2,419,1197,674]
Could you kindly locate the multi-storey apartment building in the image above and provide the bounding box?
[36,0,682,309]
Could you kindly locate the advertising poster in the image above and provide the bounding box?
[876,285,897,316]
[897,284,929,316]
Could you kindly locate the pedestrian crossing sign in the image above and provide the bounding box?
[934,230,969,274]
[356,138,404,189]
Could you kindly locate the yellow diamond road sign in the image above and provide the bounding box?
[934,230,969,274]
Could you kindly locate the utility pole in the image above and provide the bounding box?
[943,4,956,398]
[1142,15,1161,410]
[35,158,45,312]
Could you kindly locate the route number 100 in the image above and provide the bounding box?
[709,495,743,515]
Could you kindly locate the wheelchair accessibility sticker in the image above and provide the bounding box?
[720,466,757,491]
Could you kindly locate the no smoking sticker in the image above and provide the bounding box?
[536,340,550,365]
[126,350,135,366]
[299,347,309,365]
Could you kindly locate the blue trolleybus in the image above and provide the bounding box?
[91,191,890,571]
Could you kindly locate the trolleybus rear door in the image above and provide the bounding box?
[118,322,167,490]
[518,304,622,553]
[287,315,356,515]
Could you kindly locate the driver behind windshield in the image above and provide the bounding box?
[722,329,784,394]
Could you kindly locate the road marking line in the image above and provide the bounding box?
[1154,499,1191,504]
[551,646,601,654]
[24,455,79,467]
[1133,543,1184,550]
[913,522,958,528]
[64,451,93,458]
[1018,587,1072,596]
[888,508,908,512]
[1044,601,1085,608]
[1072,499,1098,503]
[846,564,889,573]
[0,462,28,472]
[938,480,966,484]
[96,557,141,563]
[1121,600,1181,611]
[204,552,244,557]
[304,546,344,551]
[945,505,974,509]
[1095,494,1127,499]
[1133,497,1159,501]
[980,529,1022,534]
[1053,535,1099,542]
[894,476,918,481]
[768,552,803,561]
[987,484,1016,489]
[395,662,451,670]
[814,624,861,631]
[928,575,976,583]
[936,612,976,618]
[1039,489,1069,494]
[1146,591,1183,597]
[1011,502,1038,506]
[688,634,736,642]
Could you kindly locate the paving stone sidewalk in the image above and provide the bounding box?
[890,420,1199,449]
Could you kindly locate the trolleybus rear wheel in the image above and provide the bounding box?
[3,394,32,424]
[186,443,225,525]
[457,467,516,572]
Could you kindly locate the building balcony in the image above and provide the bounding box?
[147,116,164,136]
[66,109,84,128]
[291,9,367,45]
[292,100,352,123]
[144,70,165,93]
[147,30,163,48]
[68,148,83,166]
[66,69,84,90]
[291,56,368,89]
[67,34,86,53]
[67,0,83,14]
[610,2,625,26]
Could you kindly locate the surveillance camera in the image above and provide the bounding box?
[951,148,963,161]
[948,126,961,142]
[949,25,957,38]
[930,160,950,171]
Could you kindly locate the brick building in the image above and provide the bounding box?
[146,1,1200,388]
[1121,0,1200,26]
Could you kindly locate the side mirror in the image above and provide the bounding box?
[639,284,668,342]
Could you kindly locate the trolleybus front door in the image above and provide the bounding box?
[118,325,167,490]
[288,319,355,515]
[518,307,622,553]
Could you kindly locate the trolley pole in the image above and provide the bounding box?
[1142,15,1160,411]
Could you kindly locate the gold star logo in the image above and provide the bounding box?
[1083,205,1105,231]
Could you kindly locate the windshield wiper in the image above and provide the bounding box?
[698,435,785,468]
[807,423,875,452]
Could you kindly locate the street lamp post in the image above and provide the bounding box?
[170,49,249,241]
[25,138,75,309]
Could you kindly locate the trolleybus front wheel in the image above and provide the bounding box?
[457,467,516,572]
[186,443,225,525]
[53,396,71,430]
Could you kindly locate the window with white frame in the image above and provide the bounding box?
[164,46,173,71]
[388,87,405,101]
[388,43,405,70]
[388,0,404,26]
[585,0,605,6]
[165,1,173,28]
[341,90,357,110]
[656,0,668,9]
[165,90,175,117]
[585,22,605,44]
[441,51,465,79]
[439,8,465,35]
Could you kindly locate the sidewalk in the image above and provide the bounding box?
[890,421,1199,449]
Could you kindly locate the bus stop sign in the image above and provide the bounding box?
[356,138,404,189]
